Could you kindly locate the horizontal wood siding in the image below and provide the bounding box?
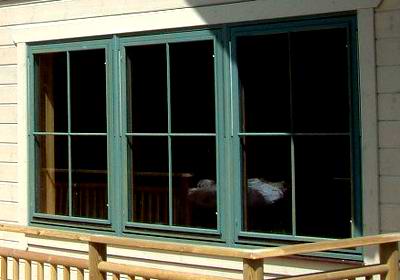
[376,0,400,234]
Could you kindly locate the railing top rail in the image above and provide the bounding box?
[1,224,399,260]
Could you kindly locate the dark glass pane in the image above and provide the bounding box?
[237,34,291,132]
[70,49,107,133]
[35,135,68,215]
[71,136,108,219]
[291,28,350,133]
[241,136,292,234]
[126,45,168,133]
[172,137,216,229]
[295,136,351,238]
[127,136,169,224]
[170,41,215,133]
[35,53,68,132]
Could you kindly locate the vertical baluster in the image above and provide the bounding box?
[24,260,31,280]
[62,266,69,280]
[11,258,18,280]
[37,263,44,280]
[49,264,57,280]
[1,256,7,280]
[126,275,133,280]
[76,268,84,280]
[111,273,119,280]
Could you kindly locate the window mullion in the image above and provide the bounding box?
[67,50,72,217]
[166,43,173,226]
[288,33,296,236]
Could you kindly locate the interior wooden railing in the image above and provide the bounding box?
[0,224,398,280]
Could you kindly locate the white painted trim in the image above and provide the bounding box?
[16,42,28,228]
[10,0,381,43]
[357,8,380,265]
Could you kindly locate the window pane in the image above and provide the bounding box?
[35,135,68,215]
[126,44,168,133]
[71,136,108,219]
[291,28,350,133]
[171,137,217,229]
[241,136,292,234]
[35,53,68,132]
[170,41,215,133]
[127,136,169,224]
[236,34,291,133]
[70,49,107,133]
[295,136,351,238]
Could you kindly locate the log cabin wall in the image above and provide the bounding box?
[0,0,398,277]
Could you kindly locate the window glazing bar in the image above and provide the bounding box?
[67,51,72,217]
[166,43,173,226]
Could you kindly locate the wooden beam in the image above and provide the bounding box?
[243,259,263,280]
[379,242,399,280]
[49,264,57,280]
[88,242,106,280]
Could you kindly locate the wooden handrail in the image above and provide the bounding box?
[0,224,398,280]
[0,224,399,259]
[278,264,389,280]
[98,261,235,280]
[0,247,88,269]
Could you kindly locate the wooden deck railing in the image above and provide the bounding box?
[0,224,398,280]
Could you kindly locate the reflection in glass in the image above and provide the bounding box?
[241,137,292,234]
[291,28,350,133]
[295,136,351,238]
[70,49,107,133]
[170,41,215,133]
[172,137,216,229]
[35,52,68,132]
[126,44,168,133]
[35,136,69,215]
[237,34,291,132]
[127,137,169,224]
[71,136,108,219]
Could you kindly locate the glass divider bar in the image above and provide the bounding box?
[166,43,173,226]
[67,51,72,217]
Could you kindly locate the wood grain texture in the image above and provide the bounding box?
[243,259,263,280]
[88,242,106,280]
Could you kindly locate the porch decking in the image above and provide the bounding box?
[0,224,398,280]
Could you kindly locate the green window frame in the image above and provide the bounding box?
[28,15,362,257]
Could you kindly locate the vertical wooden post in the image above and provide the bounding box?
[37,262,44,280]
[76,268,84,280]
[24,260,31,280]
[11,258,18,280]
[379,242,399,280]
[243,258,264,280]
[89,242,106,280]
[49,264,57,280]
[1,256,7,280]
[62,266,69,280]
